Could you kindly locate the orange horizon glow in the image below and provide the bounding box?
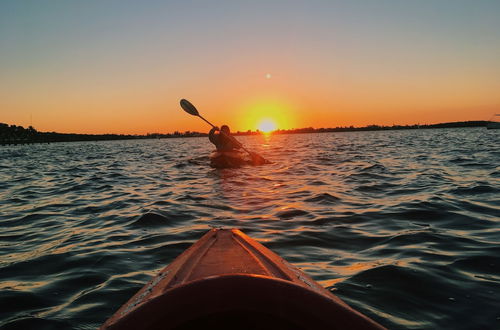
[3,103,498,135]
[2,94,498,135]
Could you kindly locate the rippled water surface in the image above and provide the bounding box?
[1,128,499,329]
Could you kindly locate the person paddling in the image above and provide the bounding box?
[180,99,269,166]
[209,125,242,151]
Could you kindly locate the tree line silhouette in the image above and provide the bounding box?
[1,121,489,145]
[0,123,143,144]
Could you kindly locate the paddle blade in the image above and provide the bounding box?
[180,99,199,116]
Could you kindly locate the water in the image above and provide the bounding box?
[1,128,499,329]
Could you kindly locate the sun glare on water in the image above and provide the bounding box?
[258,119,277,133]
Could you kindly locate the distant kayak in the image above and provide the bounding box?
[209,150,249,168]
[101,229,385,330]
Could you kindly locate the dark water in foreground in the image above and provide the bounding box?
[1,128,499,329]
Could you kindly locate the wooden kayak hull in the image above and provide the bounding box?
[102,229,385,330]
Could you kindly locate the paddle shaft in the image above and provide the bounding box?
[198,114,217,128]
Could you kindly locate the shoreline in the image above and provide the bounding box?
[0,120,492,145]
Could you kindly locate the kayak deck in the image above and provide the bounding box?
[209,150,250,168]
[102,229,385,330]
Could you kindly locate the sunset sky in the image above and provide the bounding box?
[1,0,499,134]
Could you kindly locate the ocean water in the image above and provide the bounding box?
[0,128,499,330]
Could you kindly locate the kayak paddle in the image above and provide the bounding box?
[179,99,268,165]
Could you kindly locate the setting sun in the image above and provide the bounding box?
[236,98,296,132]
[258,119,277,133]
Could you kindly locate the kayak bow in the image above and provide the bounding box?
[102,229,385,330]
